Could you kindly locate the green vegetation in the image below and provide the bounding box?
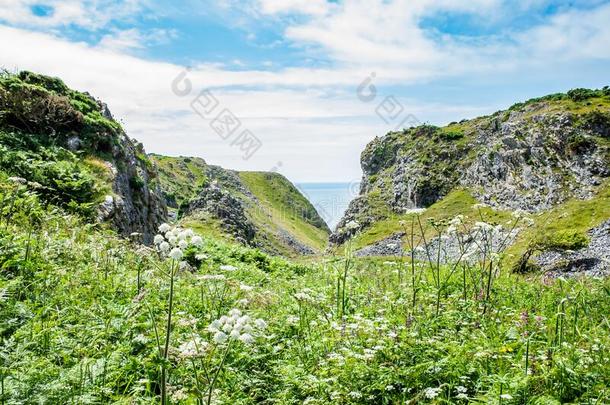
[1,181,609,403]
[150,155,330,256]
[149,154,209,210]
[239,171,330,253]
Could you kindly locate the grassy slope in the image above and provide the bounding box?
[150,156,330,256]
[348,181,610,269]
[239,171,330,253]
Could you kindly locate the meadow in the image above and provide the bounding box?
[1,179,609,404]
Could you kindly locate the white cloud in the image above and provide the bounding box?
[258,0,332,16]
[1,1,610,182]
[98,28,178,52]
[0,0,142,30]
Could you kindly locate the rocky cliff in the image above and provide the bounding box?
[0,71,167,242]
[150,155,330,256]
[332,87,610,273]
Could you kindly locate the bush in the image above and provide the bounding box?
[0,78,83,136]
[567,88,598,102]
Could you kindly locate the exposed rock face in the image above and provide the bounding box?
[96,135,167,244]
[354,233,404,257]
[187,184,256,245]
[332,101,610,245]
[461,112,609,212]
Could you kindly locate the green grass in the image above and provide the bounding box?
[149,154,209,208]
[505,180,610,268]
[349,188,512,250]
[1,182,609,404]
[239,171,330,253]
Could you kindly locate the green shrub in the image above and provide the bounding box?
[567,88,598,102]
[0,78,83,136]
[439,129,464,141]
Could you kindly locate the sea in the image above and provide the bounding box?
[296,182,359,231]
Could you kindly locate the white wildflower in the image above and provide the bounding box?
[239,333,254,344]
[500,394,513,400]
[159,241,170,253]
[220,264,237,271]
[213,331,228,344]
[154,234,165,245]
[191,236,203,246]
[178,239,188,250]
[240,283,254,292]
[169,248,183,261]
[158,223,171,233]
[255,319,267,329]
[424,387,441,399]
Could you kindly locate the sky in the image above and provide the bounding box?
[1,0,609,183]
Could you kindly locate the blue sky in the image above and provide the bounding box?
[1,0,610,182]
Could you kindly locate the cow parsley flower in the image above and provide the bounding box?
[424,387,441,399]
[208,309,266,346]
[159,241,170,253]
[169,248,183,261]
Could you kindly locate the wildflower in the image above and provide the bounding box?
[424,387,441,399]
[450,215,464,226]
[457,393,468,399]
[159,223,171,233]
[213,331,228,344]
[456,386,467,394]
[169,248,183,261]
[154,234,165,244]
[199,274,226,282]
[240,283,254,292]
[255,319,267,329]
[220,264,237,271]
[239,333,254,344]
[191,235,203,246]
[474,221,493,231]
[195,253,208,260]
[178,239,188,250]
[159,241,170,253]
[500,394,513,400]
[170,388,188,402]
[348,391,362,399]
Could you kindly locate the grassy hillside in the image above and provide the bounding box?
[148,154,209,210]
[239,172,329,251]
[1,177,609,403]
[150,156,330,256]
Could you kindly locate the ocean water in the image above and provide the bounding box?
[296,182,359,230]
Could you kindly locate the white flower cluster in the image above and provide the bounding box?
[154,223,203,260]
[424,387,441,399]
[207,309,267,345]
[177,335,208,359]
